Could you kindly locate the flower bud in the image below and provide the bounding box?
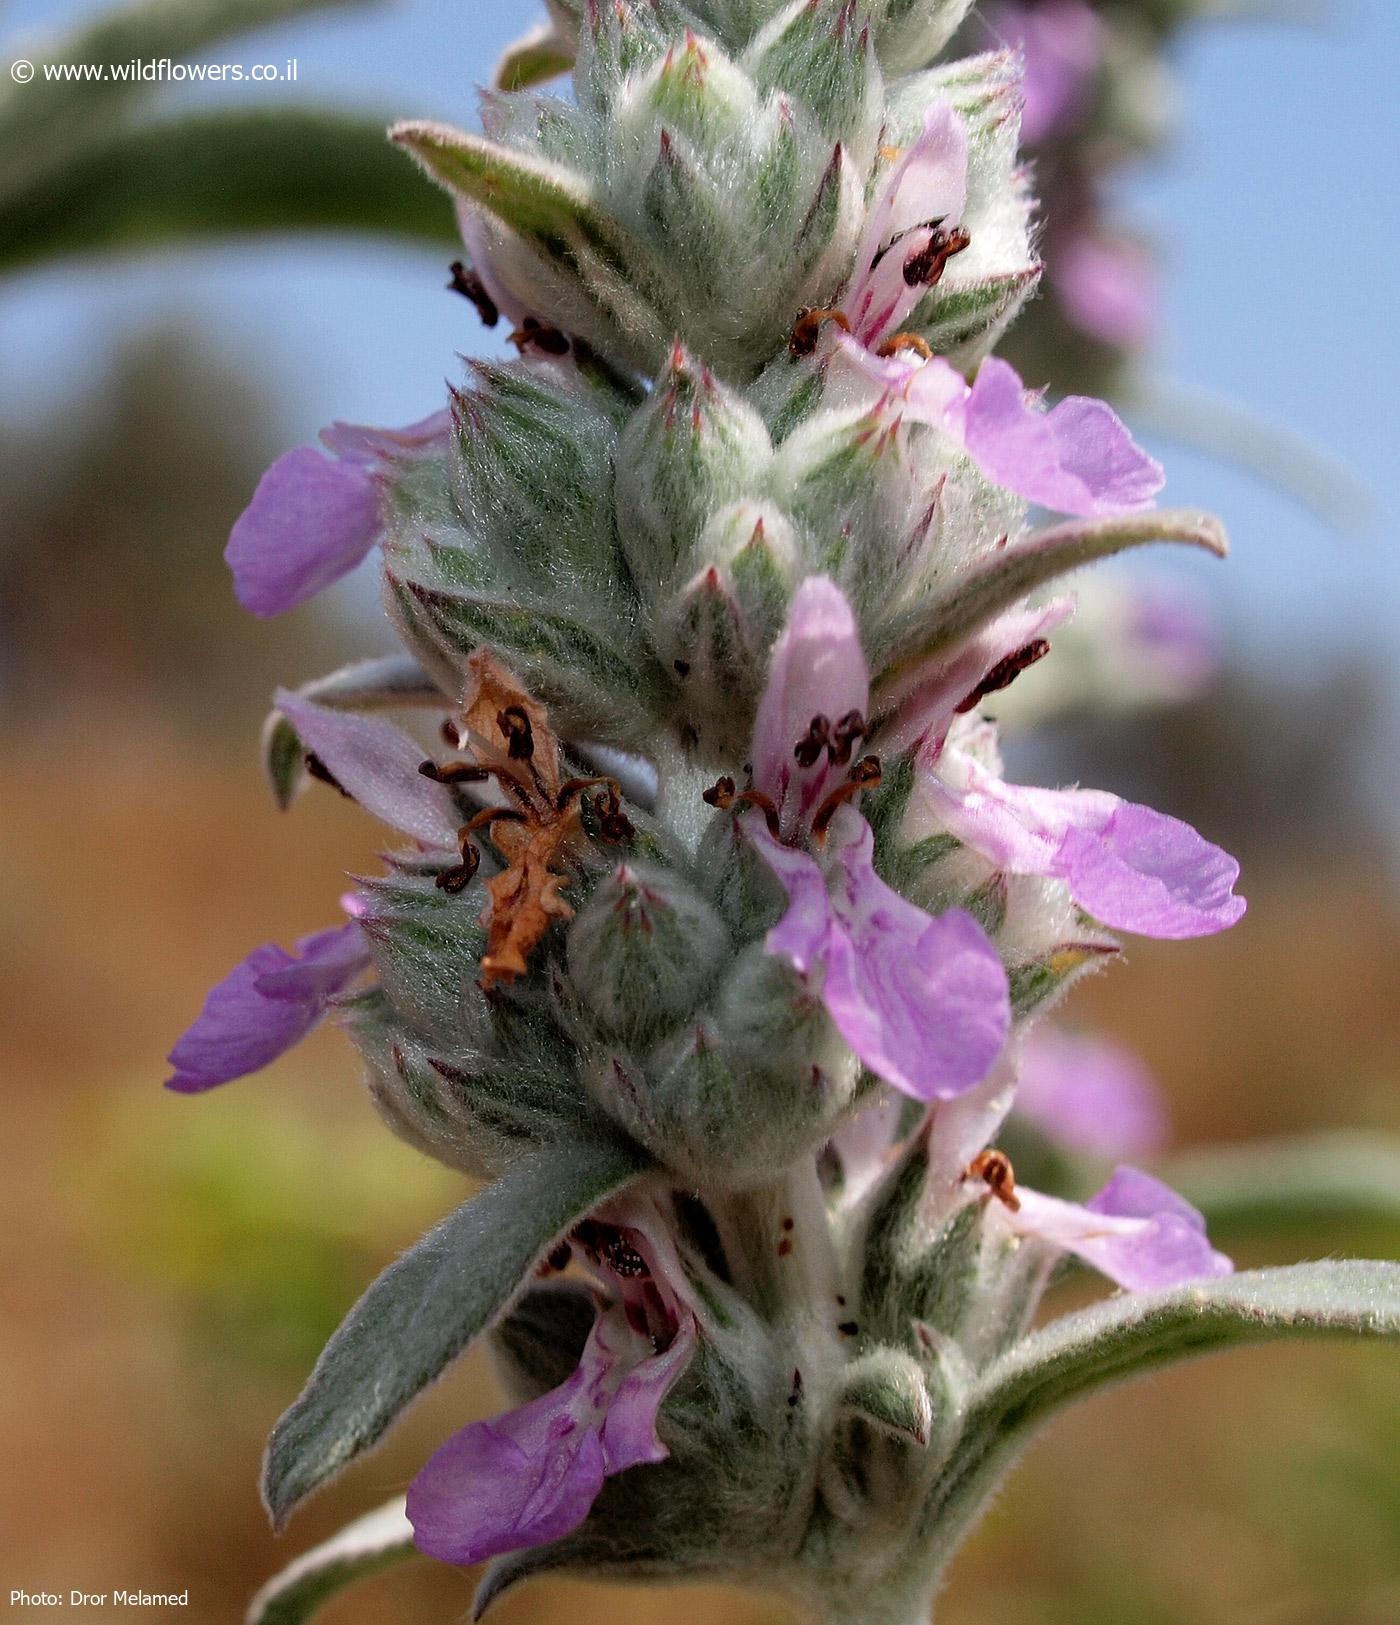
[448,357,631,604]
[748,0,885,175]
[566,861,730,1043]
[615,345,773,603]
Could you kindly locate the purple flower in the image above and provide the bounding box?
[226,410,450,617]
[742,579,1010,1101]
[830,342,1163,517]
[928,1069,1230,1292]
[164,923,369,1094]
[987,0,1103,147]
[751,808,1010,1102]
[750,577,870,838]
[1055,229,1156,350]
[407,1207,697,1565]
[963,356,1164,516]
[1015,1027,1167,1160]
[1010,1167,1233,1292]
[844,104,969,350]
[274,690,462,850]
[900,610,1245,939]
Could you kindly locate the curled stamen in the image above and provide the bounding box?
[731,789,783,838]
[967,1149,1020,1212]
[955,638,1052,714]
[557,775,618,811]
[435,840,481,894]
[875,332,934,361]
[810,756,882,843]
[902,225,971,288]
[789,306,851,359]
[446,260,500,328]
[794,715,831,769]
[461,804,528,839]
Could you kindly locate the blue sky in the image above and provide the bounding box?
[3,0,1397,798]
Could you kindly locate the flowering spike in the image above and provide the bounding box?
[177,5,1400,1623]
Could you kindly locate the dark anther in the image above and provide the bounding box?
[955,638,1052,714]
[788,1368,804,1408]
[838,1320,860,1337]
[496,705,535,761]
[545,1239,573,1273]
[902,224,972,288]
[702,775,737,809]
[829,709,867,765]
[304,752,351,799]
[593,785,634,844]
[447,260,500,328]
[789,305,851,359]
[673,659,691,678]
[440,719,462,748]
[794,715,831,768]
[507,316,571,356]
[811,755,882,841]
[419,757,492,784]
[967,1148,1020,1212]
[435,843,481,894]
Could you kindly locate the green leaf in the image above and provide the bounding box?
[1164,1133,1400,1245]
[390,118,628,260]
[928,1262,1400,1559]
[0,0,371,199]
[0,110,456,276]
[261,1135,648,1527]
[872,509,1228,713]
[247,1497,418,1625]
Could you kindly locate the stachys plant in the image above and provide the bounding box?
[163,2,1400,1620]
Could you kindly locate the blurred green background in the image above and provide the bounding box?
[1,0,1398,1621]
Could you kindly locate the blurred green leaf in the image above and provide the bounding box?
[931,1262,1400,1564]
[0,0,372,196]
[0,108,456,275]
[249,1497,418,1625]
[1164,1132,1400,1250]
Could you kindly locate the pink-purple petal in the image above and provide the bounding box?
[163,922,368,1094]
[273,690,461,850]
[1054,799,1246,938]
[1055,230,1156,349]
[1015,1028,1167,1160]
[407,1370,608,1565]
[753,808,1009,1101]
[319,408,452,467]
[225,446,381,617]
[751,577,871,836]
[988,0,1103,146]
[847,105,969,347]
[1011,1167,1231,1293]
[964,356,1163,516]
[917,752,1244,940]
